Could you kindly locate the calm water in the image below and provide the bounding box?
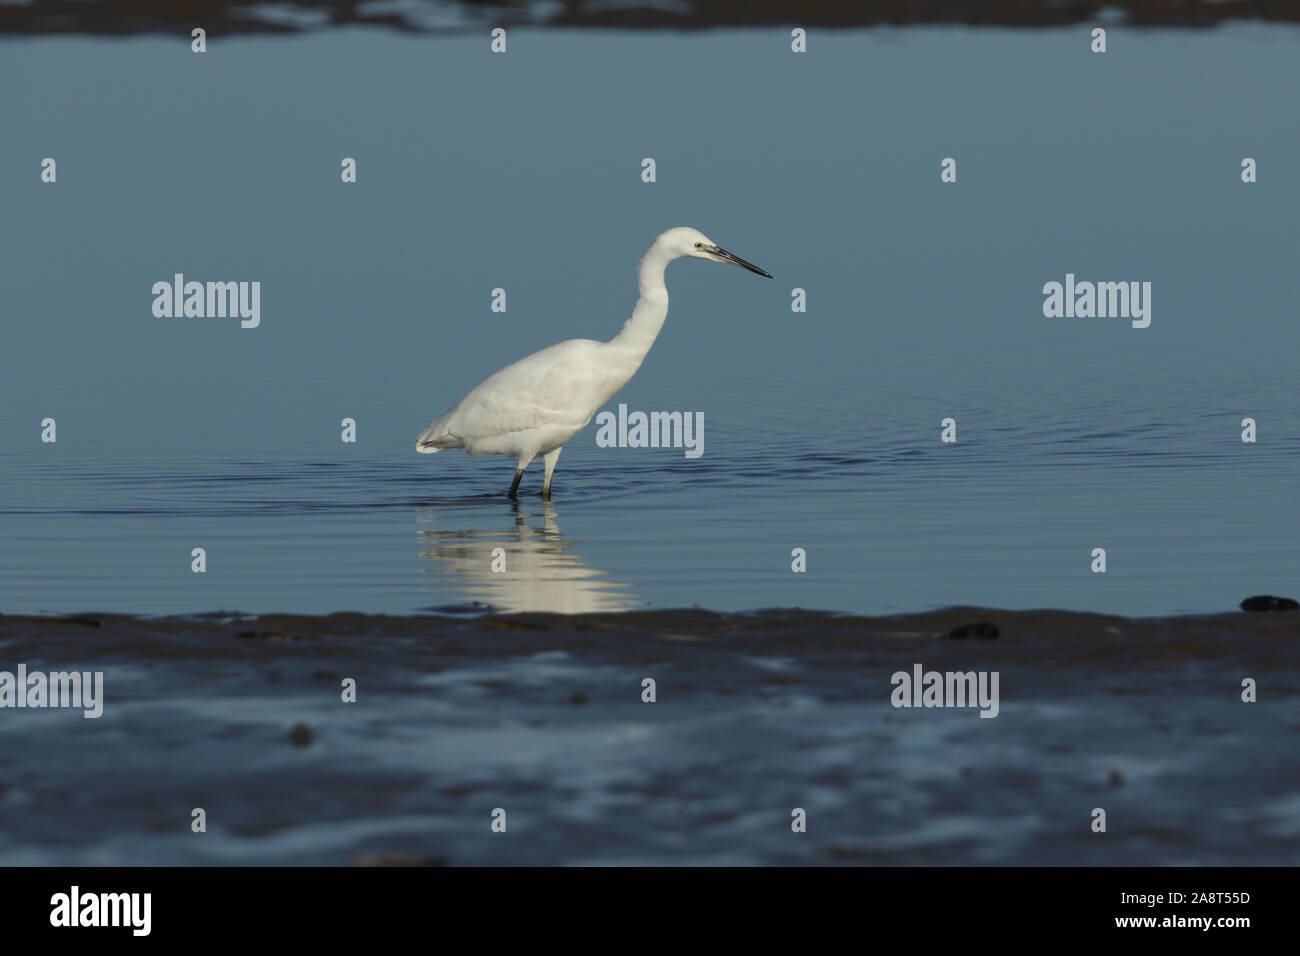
[2,25,1297,617]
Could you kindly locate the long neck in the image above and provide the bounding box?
[609,240,674,362]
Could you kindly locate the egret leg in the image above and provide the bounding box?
[542,448,562,499]
[508,455,534,499]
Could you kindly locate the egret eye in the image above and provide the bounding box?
[694,242,703,249]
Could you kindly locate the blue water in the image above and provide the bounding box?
[1,25,1297,616]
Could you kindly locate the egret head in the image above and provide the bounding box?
[664,226,772,278]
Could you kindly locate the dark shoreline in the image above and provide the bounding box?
[5,601,1297,641]
[3,0,1297,38]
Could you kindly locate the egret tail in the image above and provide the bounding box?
[416,412,461,453]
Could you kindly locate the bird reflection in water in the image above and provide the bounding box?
[415,499,637,614]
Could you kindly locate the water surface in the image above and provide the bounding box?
[1,25,1297,616]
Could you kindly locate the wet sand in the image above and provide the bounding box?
[0,606,1296,865]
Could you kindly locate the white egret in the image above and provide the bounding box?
[416,227,772,498]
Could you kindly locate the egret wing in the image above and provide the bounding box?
[420,339,611,448]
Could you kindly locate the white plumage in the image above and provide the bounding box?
[416,226,771,498]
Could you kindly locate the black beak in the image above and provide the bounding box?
[713,246,773,278]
